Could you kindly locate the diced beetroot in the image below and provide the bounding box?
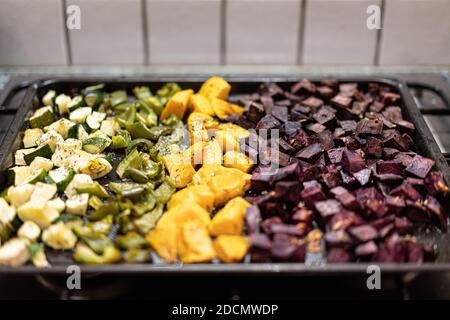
[383,130,410,151]
[331,94,352,109]
[366,199,389,218]
[260,95,274,114]
[349,225,378,242]
[300,183,326,209]
[390,182,423,201]
[352,101,369,115]
[256,114,281,131]
[301,96,324,109]
[355,187,384,205]
[340,83,358,94]
[393,119,415,134]
[385,195,405,214]
[328,211,365,231]
[289,129,309,151]
[405,155,435,178]
[394,216,413,235]
[383,147,400,159]
[246,205,262,234]
[369,101,384,113]
[382,106,403,122]
[270,223,306,237]
[381,92,401,105]
[340,170,358,187]
[365,137,383,158]
[317,86,335,99]
[251,171,274,190]
[321,79,339,89]
[306,123,326,134]
[295,143,324,162]
[290,243,307,262]
[261,216,283,234]
[327,147,345,164]
[425,171,449,196]
[247,102,265,123]
[313,106,337,127]
[370,215,395,229]
[394,152,414,167]
[292,207,314,225]
[355,241,378,257]
[275,181,302,204]
[353,168,372,186]
[291,79,316,95]
[271,234,297,260]
[279,138,296,154]
[249,233,272,250]
[356,118,383,136]
[324,230,354,247]
[327,248,352,263]
[405,200,431,224]
[424,194,448,231]
[407,241,424,263]
[377,160,403,175]
[283,121,302,137]
[335,192,359,211]
[271,106,288,123]
[315,199,343,220]
[341,149,366,173]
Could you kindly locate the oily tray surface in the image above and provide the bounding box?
[0,76,449,274]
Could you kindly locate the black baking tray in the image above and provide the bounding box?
[0,75,449,276]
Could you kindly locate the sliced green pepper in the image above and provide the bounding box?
[126,138,153,154]
[110,90,127,107]
[133,204,164,234]
[73,243,121,265]
[90,199,119,221]
[117,231,147,249]
[124,167,149,183]
[126,122,155,140]
[154,179,176,204]
[124,249,151,263]
[76,181,109,198]
[133,192,156,216]
[74,226,112,254]
[116,148,141,178]
[87,214,113,235]
[133,86,152,100]
[147,96,164,115]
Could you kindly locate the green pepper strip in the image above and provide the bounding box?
[90,199,119,221]
[73,244,121,265]
[76,182,109,198]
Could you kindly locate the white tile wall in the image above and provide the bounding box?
[0,0,68,66]
[379,0,450,65]
[67,0,145,65]
[302,0,380,65]
[146,0,221,65]
[226,0,301,65]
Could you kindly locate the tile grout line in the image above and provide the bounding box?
[374,0,385,66]
[62,0,72,66]
[297,0,307,65]
[220,0,227,65]
[141,0,150,65]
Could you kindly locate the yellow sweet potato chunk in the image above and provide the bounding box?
[157,202,211,230]
[178,220,216,263]
[230,103,244,115]
[160,89,194,120]
[217,123,249,140]
[213,130,239,154]
[202,140,223,165]
[145,223,177,263]
[161,152,195,188]
[209,197,250,236]
[187,112,218,143]
[193,165,252,207]
[214,235,249,263]
[210,98,234,120]
[190,94,215,116]
[167,185,215,212]
[199,77,231,100]
[223,150,254,173]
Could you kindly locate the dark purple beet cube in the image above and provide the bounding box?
[331,94,352,109]
[349,225,378,242]
[288,129,309,151]
[306,123,327,134]
[301,96,324,109]
[324,230,354,247]
[385,195,405,214]
[377,160,403,175]
[315,199,342,219]
[352,101,369,115]
[256,114,281,131]
[394,216,413,235]
[295,143,324,162]
[366,199,389,218]
[247,101,265,123]
[355,241,378,257]
[317,86,335,99]
[327,147,345,164]
[405,155,435,178]
[390,182,423,201]
[341,149,366,173]
[424,171,449,196]
[260,95,274,114]
[356,118,383,136]
[292,207,314,225]
[313,106,337,127]
[327,248,352,263]
[382,92,401,105]
[300,183,326,209]
[291,79,316,95]
[271,234,297,260]
[275,181,301,204]
[353,168,372,186]
[246,205,262,234]
[270,223,306,237]
[424,194,448,231]
[365,137,383,158]
[249,233,272,250]
[271,106,288,123]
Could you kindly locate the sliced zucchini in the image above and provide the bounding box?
[66,193,89,215]
[47,197,65,213]
[86,111,106,131]
[7,166,32,186]
[110,90,127,107]
[36,130,64,152]
[42,222,77,250]
[23,144,53,165]
[55,94,71,115]
[100,119,117,137]
[51,139,83,167]
[24,169,47,185]
[67,123,89,141]
[7,184,35,207]
[69,107,92,124]
[0,198,16,225]
[47,167,75,192]
[46,118,76,139]
[82,137,111,154]
[64,174,94,197]
[17,221,41,242]
[68,95,84,112]
[29,156,53,172]
[42,90,56,106]
[0,238,30,267]
[23,128,44,148]
[84,91,104,108]
[29,106,55,129]
[15,148,36,166]
[78,157,112,179]
[29,182,57,202]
